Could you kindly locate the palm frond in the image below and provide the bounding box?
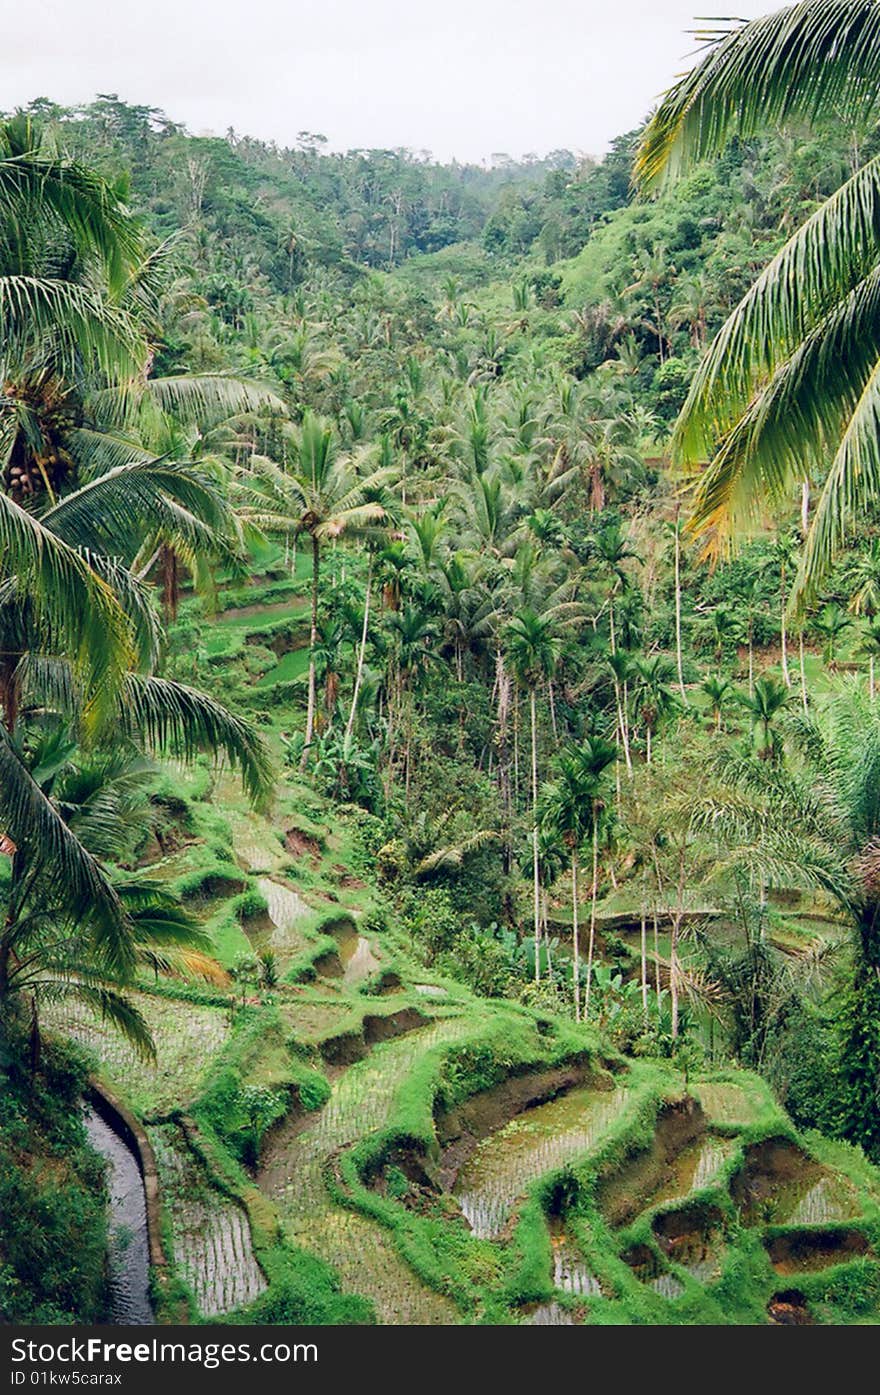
[0,490,132,722]
[119,675,273,805]
[0,732,132,974]
[636,0,880,189]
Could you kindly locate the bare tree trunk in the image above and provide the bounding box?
[801,478,810,537]
[572,848,580,1021]
[653,907,661,1010]
[780,564,791,687]
[513,696,520,802]
[640,909,649,1020]
[542,889,553,981]
[160,543,180,623]
[548,680,559,743]
[674,509,687,703]
[585,814,599,1016]
[345,554,372,744]
[301,536,320,768]
[670,847,687,1041]
[670,917,681,1040]
[530,689,541,984]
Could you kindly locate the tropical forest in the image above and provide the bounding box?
[5,0,880,1331]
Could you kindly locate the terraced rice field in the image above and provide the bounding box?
[648,1136,736,1207]
[151,1124,266,1316]
[48,994,229,1113]
[695,1082,763,1127]
[452,1086,630,1239]
[258,1016,472,1323]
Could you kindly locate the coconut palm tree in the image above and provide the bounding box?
[505,610,562,983]
[857,617,880,700]
[234,412,395,765]
[846,538,880,620]
[812,601,853,666]
[701,675,735,733]
[0,735,223,1064]
[690,686,880,1158]
[633,655,679,764]
[739,674,790,761]
[636,0,880,602]
[540,737,617,1019]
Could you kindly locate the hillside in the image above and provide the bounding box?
[2,83,880,1329]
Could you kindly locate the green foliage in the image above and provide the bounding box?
[0,1039,108,1322]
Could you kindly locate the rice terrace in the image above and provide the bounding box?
[3,0,880,1335]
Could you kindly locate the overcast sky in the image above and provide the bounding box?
[5,0,772,163]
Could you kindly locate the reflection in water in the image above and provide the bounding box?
[650,1137,733,1208]
[84,1110,153,1325]
[550,1223,602,1296]
[453,1087,629,1240]
[524,1301,576,1325]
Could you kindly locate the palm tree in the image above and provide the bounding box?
[540,738,617,1019]
[633,655,678,764]
[812,601,852,666]
[857,618,880,700]
[846,538,880,620]
[0,114,144,382]
[739,674,790,760]
[701,675,735,733]
[691,688,880,1159]
[234,412,394,765]
[636,1,880,602]
[0,736,225,1064]
[505,610,561,983]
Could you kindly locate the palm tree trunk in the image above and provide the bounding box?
[530,689,541,984]
[871,653,876,702]
[653,907,661,1012]
[674,511,687,703]
[572,848,580,1021]
[780,565,791,687]
[585,814,599,1017]
[614,680,633,775]
[801,478,810,537]
[345,553,372,744]
[548,680,558,743]
[800,631,809,715]
[670,917,680,1041]
[640,909,648,1021]
[748,620,755,699]
[646,724,652,765]
[160,543,180,623]
[301,535,320,769]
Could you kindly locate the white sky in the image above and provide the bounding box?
[4,0,772,163]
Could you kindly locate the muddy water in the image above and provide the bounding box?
[548,1219,601,1296]
[258,1016,472,1323]
[150,1126,265,1317]
[250,876,310,957]
[649,1137,734,1207]
[622,1245,685,1299]
[330,918,380,985]
[453,1087,629,1240]
[523,1301,576,1324]
[784,1176,859,1226]
[84,1110,153,1325]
